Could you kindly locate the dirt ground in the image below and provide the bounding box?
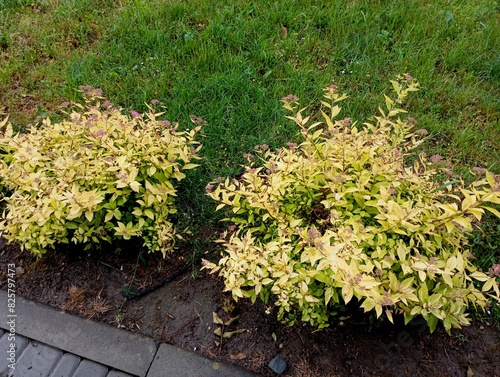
[1,238,499,377]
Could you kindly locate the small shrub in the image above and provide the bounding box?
[0,88,202,257]
[205,76,500,332]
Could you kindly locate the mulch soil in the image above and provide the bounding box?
[1,237,499,377]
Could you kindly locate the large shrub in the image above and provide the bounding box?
[205,76,500,332]
[0,88,202,257]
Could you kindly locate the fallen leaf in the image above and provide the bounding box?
[224,315,239,326]
[281,25,287,37]
[230,353,247,360]
[223,328,246,338]
[212,311,224,325]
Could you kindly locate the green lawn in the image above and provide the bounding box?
[1,0,499,320]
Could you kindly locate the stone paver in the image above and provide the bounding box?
[12,341,62,377]
[47,353,80,377]
[0,332,29,375]
[72,359,108,377]
[106,371,135,377]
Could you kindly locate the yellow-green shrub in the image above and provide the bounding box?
[0,90,202,257]
[205,76,500,332]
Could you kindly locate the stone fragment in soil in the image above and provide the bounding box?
[268,355,287,375]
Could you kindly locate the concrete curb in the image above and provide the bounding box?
[147,343,256,377]
[0,291,156,376]
[0,291,258,377]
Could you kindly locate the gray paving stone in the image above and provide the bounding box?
[146,344,257,377]
[48,353,80,377]
[106,370,134,377]
[72,359,108,377]
[0,332,29,375]
[11,341,63,377]
[0,291,157,377]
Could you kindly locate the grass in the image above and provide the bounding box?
[1,0,499,322]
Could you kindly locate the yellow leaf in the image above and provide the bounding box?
[138,217,145,228]
[444,221,455,233]
[147,194,155,206]
[342,285,354,304]
[466,208,483,221]
[386,309,394,323]
[483,206,500,218]
[397,244,408,261]
[182,163,199,170]
[470,271,489,282]
[144,209,155,220]
[384,94,394,111]
[130,180,141,192]
[147,166,157,176]
[360,298,376,312]
[330,105,341,118]
[375,304,383,318]
[105,211,114,222]
[442,274,453,288]
[320,110,335,129]
[456,253,465,272]
[85,210,94,222]
[486,171,495,188]
[453,216,472,231]
[325,287,333,305]
[445,256,457,270]
[482,278,497,293]
[418,270,426,282]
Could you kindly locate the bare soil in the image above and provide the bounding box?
[1,238,499,377]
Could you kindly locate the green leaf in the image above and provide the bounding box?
[418,282,428,302]
[427,314,439,333]
[66,222,78,229]
[444,11,453,24]
[434,180,458,192]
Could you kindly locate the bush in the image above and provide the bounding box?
[205,76,500,332]
[0,88,202,257]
